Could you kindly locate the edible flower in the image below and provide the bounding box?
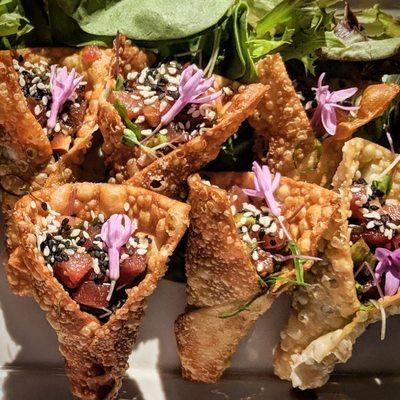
[244,161,281,217]
[157,65,222,129]
[101,214,137,301]
[47,66,82,130]
[374,247,400,296]
[310,72,359,136]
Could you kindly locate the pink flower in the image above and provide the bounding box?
[244,161,281,216]
[374,247,400,296]
[101,214,137,301]
[310,73,359,136]
[160,65,222,127]
[47,65,82,130]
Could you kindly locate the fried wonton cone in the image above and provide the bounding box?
[0,46,112,227]
[6,183,190,399]
[100,82,267,198]
[175,172,339,383]
[274,138,400,389]
[250,54,400,187]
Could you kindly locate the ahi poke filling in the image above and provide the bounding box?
[13,55,88,157]
[109,56,237,176]
[349,173,400,302]
[36,202,151,320]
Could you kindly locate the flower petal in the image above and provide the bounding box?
[328,87,358,103]
[384,269,400,296]
[321,105,337,135]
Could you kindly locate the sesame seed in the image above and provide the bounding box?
[19,77,26,87]
[43,246,50,257]
[132,107,140,113]
[30,200,37,209]
[90,210,96,220]
[230,205,236,215]
[124,202,130,211]
[251,224,260,232]
[160,129,168,135]
[137,248,147,255]
[252,251,259,261]
[37,82,45,90]
[83,221,89,230]
[121,253,129,260]
[256,263,264,272]
[42,96,48,105]
[350,186,361,193]
[54,122,61,132]
[98,214,105,223]
[141,129,152,136]
[70,229,80,237]
[135,115,145,123]
[82,231,90,239]
[34,105,41,116]
[366,221,375,229]
[167,67,177,75]
[159,101,168,112]
[168,85,178,92]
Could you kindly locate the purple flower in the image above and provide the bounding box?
[47,65,82,130]
[310,73,359,136]
[160,65,222,127]
[375,247,400,296]
[101,214,137,300]
[244,161,282,216]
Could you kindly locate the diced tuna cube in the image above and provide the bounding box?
[53,253,93,289]
[72,281,110,309]
[117,251,146,287]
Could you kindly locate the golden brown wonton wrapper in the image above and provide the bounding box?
[250,54,400,188]
[175,172,339,383]
[0,46,112,222]
[274,138,400,389]
[6,183,190,399]
[98,36,267,198]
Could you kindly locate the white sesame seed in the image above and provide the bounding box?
[98,214,105,223]
[83,221,89,230]
[124,202,130,211]
[121,253,129,260]
[135,115,145,123]
[251,224,260,232]
[366,221,375,229]
[137,248,147,255]
[90,210,96,220]
[252,251,259,261]
[30,200,37,209]
[167,67,177,75]
[127,71,138,80]
[350,186,361,193]
[230,205,236,215]
[160,128,168,135]
[141,129,152,136]
[54,122,61,132]
[92,258,100,274]
[45,110,51,118]
[42,96,48,106]
[256,263,264,272]
[159,101,168,112]
[19,77,26,87]
[43,246,50,257]
[66,249,75,256]
[132,107,140,113]
[82,231,90,239]
[270,223,277,233]
[37,82,45,90]
[70,229,80,237]
[34,105,41,116]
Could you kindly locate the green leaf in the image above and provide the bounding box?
[115,74,124,91]
[246,0,281,26]
[57,0,234,42]
[218,1,257,83]
[356,5,400,38]
[47,0,111,47]
[249,27,294,59]
[121,128,140,147]
[113,98,142,141]
[0,0,33,48]
[372,174,392,196]
[287,241,305,284]
[322,37,400,61]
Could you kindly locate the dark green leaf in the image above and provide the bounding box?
[287,240,305,284]
[350,238,376,268]
[115,74,124,91]
[56,0,234,41]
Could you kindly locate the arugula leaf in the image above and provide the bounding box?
[115,74,124,91]
[121,129,141,147]
[113,99,142,141]
[372,174,392,196]
[56,0,234,41]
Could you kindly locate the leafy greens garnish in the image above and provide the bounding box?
[288,240,305,284]
[113,99,142,142]
[371,174,392,196]
[0,0,32,49]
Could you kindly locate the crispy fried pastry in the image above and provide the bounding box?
[6,183,190,399]
[98,36,266,198]
[175,172,339,383]
[274,138,400,389]
[0,46,112,224]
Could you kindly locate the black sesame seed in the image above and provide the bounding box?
[61,253,69,261]
[41,202,48,211]
[370,205,379,211]
[18,55,24,62]
[62,218,69,226]
[55,255,63,262]
[381,215,389,223]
